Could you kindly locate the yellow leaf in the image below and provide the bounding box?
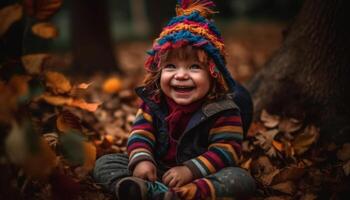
[292,125,319,155]
[22,138,58,179]
[45,71,72,94]
[21,54,49,75]
[56,110,81,133]
[102,77,123,94]
[31,22,58,39]
[0,3,23,37]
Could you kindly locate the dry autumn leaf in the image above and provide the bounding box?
[271,181,296,195]
[21,54,49,74]
[0,3,23,37]
[5,121,29,165]
[337,143,350,161]
[261,109,280,128]
[102,77,123,94]
[292,125,319,155]
[278,118,302,134]
[45,71,72,94]
[40,93,100,112]
[75,142,97,178]
[57,110,82,133]
[343,160,350,176]
[254,129,280,157]
[31,22,58,39]
[23,0,62,20]
[22,138,58,179]
[271,166,305,184]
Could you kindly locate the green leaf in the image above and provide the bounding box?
[59,131,86,166]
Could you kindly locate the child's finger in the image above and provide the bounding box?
[168,177,178,188]
[162,173,172,185]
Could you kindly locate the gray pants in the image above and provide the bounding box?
[93,153,256,199]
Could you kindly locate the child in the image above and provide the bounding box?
[94,0,256,199]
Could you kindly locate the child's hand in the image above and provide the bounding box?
[162,166,193,188]
[133,161,157,182]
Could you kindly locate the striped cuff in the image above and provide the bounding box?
[183,159,207,179]
[128,152,156,172]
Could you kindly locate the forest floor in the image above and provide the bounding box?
[2,21,349,200]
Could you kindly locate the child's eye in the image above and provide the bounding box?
[190,64,202,70]
[164,64,176,69]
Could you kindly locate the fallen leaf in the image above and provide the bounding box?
[278,118,302,133]
[22,137,58,179]
[82,142,97,172]
[240,158,252,170]
[77,82,93,89]
[21,54,49,74]
[45,71,72,94]
[5,121,29,165]
[247,122,266,137]
[43,132,59,147]
[261,109,280,128]
[260,169,280,186]
[300,193,317,200]
[40,93,100,112]
[70,99,101,112]
[343,160,350,176]
[31,22,58,39]
[337,143,350,161]
[272,140,284,152]
[292,125,319,155]
[271,181,296,195]
[0,3,23,37]
[272,166,305,184]
[23,0,62,20]
[265,196,292,200]
[102,77,123,94]
[57,110,82,133]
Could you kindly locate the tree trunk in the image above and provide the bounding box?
[248,0,350,142]
[70,0,119,76]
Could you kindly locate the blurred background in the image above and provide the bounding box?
[2,0,303,83]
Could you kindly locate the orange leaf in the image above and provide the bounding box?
[0,3,23,36]
[31,22,58,39]
[45,71,72,94]
[22,138,58,179]
[56,110,82,133]
[77,82,93,89]
[23,0,62,20]
[70,99,101,112]
[102,77,123,94]
[292,125,319,155]
[40,93,100,112]
[21,54,49,74]
[278,118,302,133]
[272,140,284,152]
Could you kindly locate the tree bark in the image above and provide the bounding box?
[70,0,119,76]
[248,0,350,142]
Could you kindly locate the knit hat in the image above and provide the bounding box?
[145,0,236,91]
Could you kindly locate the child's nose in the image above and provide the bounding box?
[174,68,189,80]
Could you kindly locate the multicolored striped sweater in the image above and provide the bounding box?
[127,101,243,179]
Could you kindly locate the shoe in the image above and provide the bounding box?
[116,177,148,200]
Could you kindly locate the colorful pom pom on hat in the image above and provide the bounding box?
[145,0,237,91]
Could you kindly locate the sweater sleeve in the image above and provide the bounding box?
[127,102,157,171]
[183,109,243,179]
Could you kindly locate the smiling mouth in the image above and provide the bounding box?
[172,85,195,93]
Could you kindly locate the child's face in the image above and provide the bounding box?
[160,49,211,105]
